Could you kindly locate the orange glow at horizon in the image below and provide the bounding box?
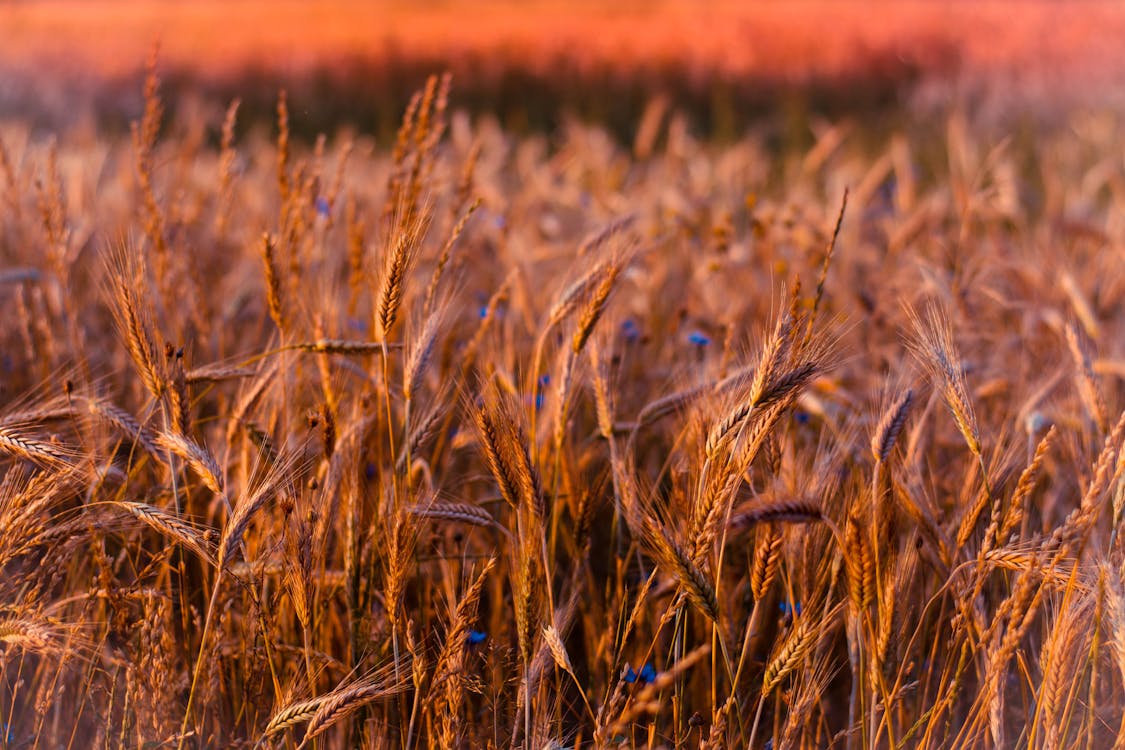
[1,0,1123,87]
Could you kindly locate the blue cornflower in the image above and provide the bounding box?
[315,196,331,218]
[794,411,810,424]
[779,601,803,617]
[624,662,656,685]
[467,630,487,645]
[533,373,550,411]
[687,331,711,346]
[622,318,640,342]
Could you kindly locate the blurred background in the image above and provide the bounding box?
[2,0,1124,142]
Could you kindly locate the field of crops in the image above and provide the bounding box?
[1,9,1125,748]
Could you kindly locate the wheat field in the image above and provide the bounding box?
[0,59,1124,749]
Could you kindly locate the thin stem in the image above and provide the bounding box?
[178,568,224,750]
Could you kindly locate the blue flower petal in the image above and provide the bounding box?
[623,665,638,683]
[315,196,331,217]
[779,601,803,617]
[687,331,711,346]
[638,663,657,684]
[467,630,487,645]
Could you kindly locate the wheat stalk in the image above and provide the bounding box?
[116,501,216,565]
